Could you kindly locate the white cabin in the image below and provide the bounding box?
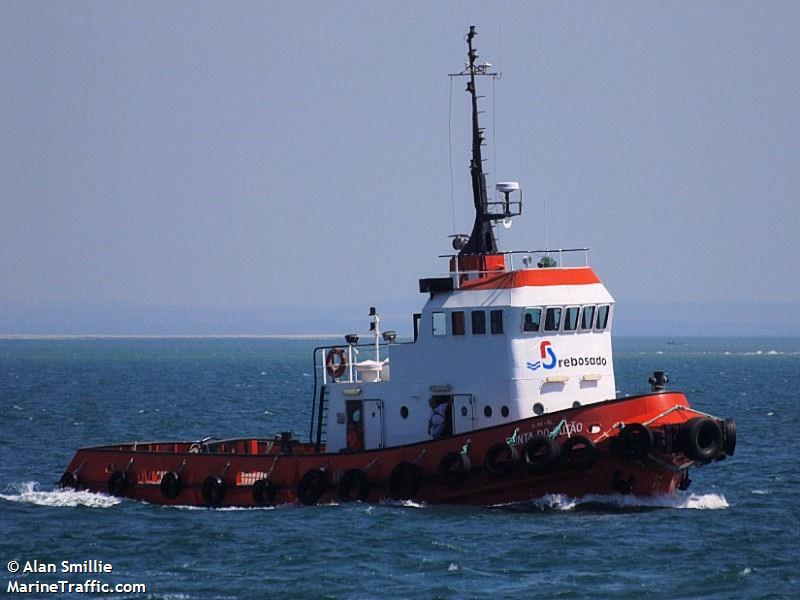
[318,252,615,454]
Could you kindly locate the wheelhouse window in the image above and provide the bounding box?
[564,306,579,331]
[544,307,562,331]
[451,311,465,336]
[523,307,542,332]
[471,310,486,335]
[490,310,504,334]
[596,305,611,330]
[432,311,446,336]
[581,305,595,331]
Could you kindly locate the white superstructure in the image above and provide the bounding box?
[321,255,615,453]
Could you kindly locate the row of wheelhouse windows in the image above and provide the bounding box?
[431,304,611,337]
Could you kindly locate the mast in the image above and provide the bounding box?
[457,26,497,256]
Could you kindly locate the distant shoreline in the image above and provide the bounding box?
[2,333,799,340]
[0,334,345,340]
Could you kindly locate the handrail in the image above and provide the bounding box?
[309,341,393,444]
[440,248,590,280]
[438,248,589,258]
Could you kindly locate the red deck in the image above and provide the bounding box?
[60,392,732,508]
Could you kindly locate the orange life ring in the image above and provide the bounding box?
[325,347,347,379]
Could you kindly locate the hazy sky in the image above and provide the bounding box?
[2,2,799,333]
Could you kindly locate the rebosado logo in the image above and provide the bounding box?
[526,340,608,372]
[527,341,557,371]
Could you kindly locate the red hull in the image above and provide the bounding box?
[60,392,730,507]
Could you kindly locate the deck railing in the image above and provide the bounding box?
[308,341,392,448]
[439,248,590,287]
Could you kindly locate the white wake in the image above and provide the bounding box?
[528,492,728,511]
[0,481,122,508]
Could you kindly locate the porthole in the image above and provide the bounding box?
[501,405,509,418]
[400,406,409,419]
[460,406,468,417]
[572,401,581,409]
[483,405,492,418]
[533,403,544,416]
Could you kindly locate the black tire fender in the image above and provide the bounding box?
[337,469,371,502]
[159,471,182,499]
[387,462,423,500]
[59,471,78,489]
[722,419,737,456]
[562,435,597,471]
[437,452,472,487]
[201,475,227,507]
[252,478,278,506]
[679,417,723,463]
[297,469,327,506]
[484,442,520,478]
[522,435,560,475]
[619,423,654,460]
[107,470,127,496]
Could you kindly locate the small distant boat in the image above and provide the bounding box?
[59,26,736,508]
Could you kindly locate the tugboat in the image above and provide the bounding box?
[59,27,736,507]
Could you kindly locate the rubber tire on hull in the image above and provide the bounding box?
[59,471,78,489]
[484,443,519,479]
[611,469,636,495]
[619,423,654,461]
[252,478,278,506]
[437,452,472,487]
[387,462,423,501]
[561,436,597,471]
[297,469,327,506]
[107,471,127,496]
[337,469,371,502]
[201,476,227,507]
[160,471,182,499]
[679,417,723,463]
[522,436,560,476]
[722,419,737,456]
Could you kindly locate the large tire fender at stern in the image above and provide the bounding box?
[722,419,737,456]
[679,417,723,463]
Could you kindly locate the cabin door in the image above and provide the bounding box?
[363,400,384,449]
[452,394,475,434]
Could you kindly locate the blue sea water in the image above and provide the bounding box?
[0,336,798,599]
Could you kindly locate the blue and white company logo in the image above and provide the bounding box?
[527,341,557,371]
[527,340,609,371]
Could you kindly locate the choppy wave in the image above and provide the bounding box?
[502,492,729,512]
[0,482,122,508]
[163,504,278,511]
[379,498,427,509]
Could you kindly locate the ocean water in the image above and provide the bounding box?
[1,336,798,599]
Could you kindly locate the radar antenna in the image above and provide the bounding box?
[449,26,521,256]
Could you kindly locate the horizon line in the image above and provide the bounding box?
[2,333,800,340]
